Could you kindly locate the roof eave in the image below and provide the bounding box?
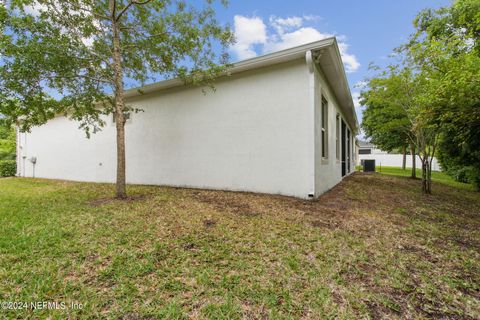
[312,38,359,134]
[123,37,359,134]
[123,37,336,99]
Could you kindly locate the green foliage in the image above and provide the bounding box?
[362,0,480,193]
[437,132,480,189]
[0,160,16,177]
[452,166,475,184]
[408,0,480,190]
[0,151,15,160]
[413,0,480,54]
[1,0,234,197]
[360,66,414,153]
[0,125,15,160]
[360,64,437,192]
[0,0,234,134]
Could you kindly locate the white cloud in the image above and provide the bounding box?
[231,15,267,60]
[269,16,303,34]
[231,14,360,73]
[352,91,365,127]
[263,27,333,53]
[338,43,360,73]
[352,91,361,109]
[303,15,321,22]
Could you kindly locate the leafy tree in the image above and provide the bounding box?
[412,0,479,54]
[361,66,417,179]
[0,0,234,198]
[406,0,480,189]
[362,0,479,193]
[361,65,441,193]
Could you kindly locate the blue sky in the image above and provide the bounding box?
[203,0,452,124]
[17,0,452,128]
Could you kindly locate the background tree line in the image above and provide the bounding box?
[360,0,480,193]
[0,125,16,177]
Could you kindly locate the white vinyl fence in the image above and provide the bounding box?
[358,154,441,171]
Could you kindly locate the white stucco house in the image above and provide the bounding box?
[16,38,358,199]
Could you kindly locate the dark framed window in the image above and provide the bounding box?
[321,96,328,158]
[347,129,351,173]
[359,148,372,155]
[335,114,340,160]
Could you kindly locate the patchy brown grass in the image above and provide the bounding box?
[0,173,478,319]
[87,194,150,206]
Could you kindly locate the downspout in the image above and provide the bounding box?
[306,51,316,199]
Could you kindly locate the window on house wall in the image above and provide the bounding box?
[359,148,372,154]
[321,96,328,159]
[336,114,340,160]
[347,129,351,173]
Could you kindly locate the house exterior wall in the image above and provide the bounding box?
[17,59,317,198]
[313,64,356,197]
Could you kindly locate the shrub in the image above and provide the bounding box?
[0,150,16,161]
[447,166,480,190]
[469,167,480,191]
[453,166,473,183]
[0,160,16,177]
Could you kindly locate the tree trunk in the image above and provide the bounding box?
[402,145,406,170]
[110,0,127,199]
[427,159,432,194]
[421,157,432,194]
[115,112,127,199]
[410,144,416,178]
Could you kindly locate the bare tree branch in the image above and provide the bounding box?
[116,0,153,21]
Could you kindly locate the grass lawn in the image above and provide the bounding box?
[375,166,475,191]
[0,174,479,319]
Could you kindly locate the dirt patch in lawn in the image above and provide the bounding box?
[203,219,216,228]
[190,191,262,217]
[87,194,150,207]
